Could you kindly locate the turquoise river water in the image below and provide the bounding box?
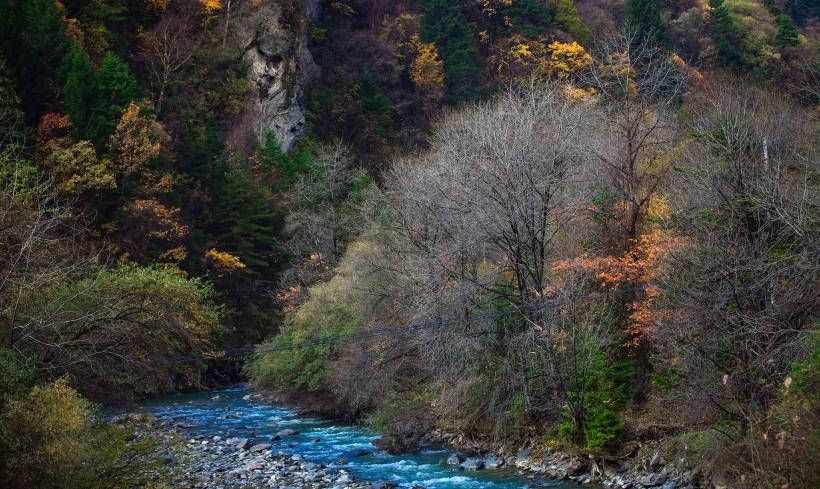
[141,387,582,489]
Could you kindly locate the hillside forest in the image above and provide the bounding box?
[0,0,818,488]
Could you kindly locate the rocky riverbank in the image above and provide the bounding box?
[421,430,702,489]
[115,413,405,489]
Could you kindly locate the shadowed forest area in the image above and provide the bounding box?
[0,1,818,488]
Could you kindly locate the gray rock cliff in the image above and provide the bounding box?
[233,0,322,152]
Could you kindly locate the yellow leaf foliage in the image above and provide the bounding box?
[205,248,247,272]
[109,102,169,177]
[409,36,445,89]
[200,0,222,14]
[546,41,591,77]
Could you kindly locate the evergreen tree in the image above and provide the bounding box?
[420,0,483,104]
[502,0,553,37]
[0,57,23,144]
[211,158,285,273]
[357,71,393,139]
[2,0,68,119]
[623,0,668,47]
[60,42,95,132]
[708,0,749,71]
[775,14,800,47]
[551,0,592,42]
[86,53,140,148]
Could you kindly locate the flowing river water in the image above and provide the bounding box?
[140,386,583,489]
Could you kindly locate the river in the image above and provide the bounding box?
[140,386,583,489]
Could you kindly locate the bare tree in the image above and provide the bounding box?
[284,142,375,266]
[662,78,820,436]
[137,11,198,115]
[584,30,685,252]
[381,83,598,434]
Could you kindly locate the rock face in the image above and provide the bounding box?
[233,0,322,152]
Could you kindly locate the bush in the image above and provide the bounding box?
[247,238,379,391]
[21,265,222,402]
[0,378,167,489]
[558,354,629,452]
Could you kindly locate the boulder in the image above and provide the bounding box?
[275,428,299,438]
[460,458,485,471]
[249,443,271,452]
[445,453,464,465]
[484,454,504,469]
[515,448,532,468]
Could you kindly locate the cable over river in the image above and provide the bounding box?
[140,387,584,489]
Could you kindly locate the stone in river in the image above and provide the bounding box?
[250,443,271,452]
[484,454,504,469]
[275,428,299,438]
[460,458,485,471]
[445,453,463,465]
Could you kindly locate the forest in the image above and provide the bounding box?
[0,0,818,488]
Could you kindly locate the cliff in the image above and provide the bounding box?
[233,0,322,152]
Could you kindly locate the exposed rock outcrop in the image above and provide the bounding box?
[232,0,322,152]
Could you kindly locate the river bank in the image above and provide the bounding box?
[131,387,584,488]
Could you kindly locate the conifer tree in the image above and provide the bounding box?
[420,0,483,104]
[211,158,284,273]
[60,42,95,132]
[551,0,592,42]
[775,14,800,47]
[623,0,668,47]
[2,0,68,118]
[86,53,140,148]
[708,0,748,71]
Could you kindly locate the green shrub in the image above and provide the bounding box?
[247,238,380,391]
[0,378,168,489]
[23,265,222,402]
[558,354,630,452]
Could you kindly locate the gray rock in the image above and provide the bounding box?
[483,454,504,469]
[445,453,464,465]
[460,458,485,471]
[275,428,299,438]
[250,443,271,452]
[234,0,320,152]
[650,450,662,469]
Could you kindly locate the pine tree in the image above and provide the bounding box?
[708,0,748,71]
[60,42,95,132]
[420,0,483,104]
[551,0,592,42]
[0,57,23,144]
[623,0,668,47]
[775,15,800,47]
[86,53,140,148]
[2,0,68,119]
[211,158,284,273]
